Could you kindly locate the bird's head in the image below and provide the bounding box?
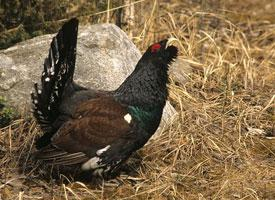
[114,38,179,107]
[142,38,178,66]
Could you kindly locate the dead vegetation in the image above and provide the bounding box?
[0,0,275,199]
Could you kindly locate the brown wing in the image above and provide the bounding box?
[35,96,132,165]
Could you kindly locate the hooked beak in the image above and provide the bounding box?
[165,37,178,49]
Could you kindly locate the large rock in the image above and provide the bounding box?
[0,23,177,126]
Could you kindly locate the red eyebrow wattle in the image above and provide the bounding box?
[151,43,161,53]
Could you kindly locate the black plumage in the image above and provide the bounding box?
[31,18,178,177]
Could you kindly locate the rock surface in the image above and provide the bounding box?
[0,23,178,126]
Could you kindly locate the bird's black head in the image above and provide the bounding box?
[134,39,178,73]
[142,39,178,66]
[114,38,178,108]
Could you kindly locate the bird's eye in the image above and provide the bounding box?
[151,43,161,53]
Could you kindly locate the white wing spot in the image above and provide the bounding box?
[81,157,101,171]
[124,113,132,124]
[45,77,50,82]
[33,99,38,104]
[38,90,42,94]
[96,145,111,156]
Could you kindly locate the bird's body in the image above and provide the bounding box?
[31,18,178,177]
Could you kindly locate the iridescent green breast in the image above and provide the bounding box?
[128,105,163,132]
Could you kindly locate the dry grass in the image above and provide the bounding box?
[1,0,275,199]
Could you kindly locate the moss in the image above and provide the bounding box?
[0,96,17,127]
[0,0,124,49]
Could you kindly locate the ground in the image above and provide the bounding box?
[0,0,275,199]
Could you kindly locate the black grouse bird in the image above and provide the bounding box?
[31,18,178,176]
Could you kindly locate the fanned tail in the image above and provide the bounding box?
[31,18,78,148]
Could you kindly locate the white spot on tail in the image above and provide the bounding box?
[50,66,54,72]
[45,77,50,82]
[96,145,111,156]
[54,90,59,97]
[48,106,51,110]
[50,96,55,103]
[81,157,101,171]
[124,113,132,124]
[33,99,38,104]
[51,71,55,75]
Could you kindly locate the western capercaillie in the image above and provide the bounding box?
[31,18,178,177]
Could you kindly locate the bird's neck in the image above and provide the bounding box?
[113,61,169,108]
[113,61,168,133]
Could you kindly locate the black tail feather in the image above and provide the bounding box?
[32,18,79,146]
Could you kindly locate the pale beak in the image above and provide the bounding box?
[165,37,178,49]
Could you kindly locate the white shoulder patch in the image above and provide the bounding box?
[81,157,101,171]
[96,145,111,156]
[124,113,132,124]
